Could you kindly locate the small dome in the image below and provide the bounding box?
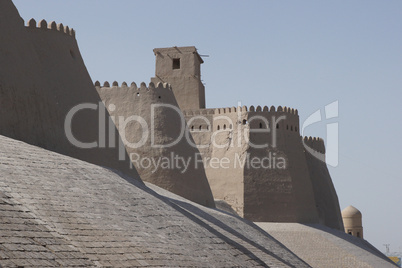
[342,205,362,218]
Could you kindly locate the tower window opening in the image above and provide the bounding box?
[291,126,293,131]
[229,124,232,129]
[242,119,247,125]
[223,124,226,130]
[217,125,220,131]
[295,127,298,132]
[191,126,194,131]
[259,122,263,129]
[173,58,181,69]
[199,125,202,131]
[286,125,289,130]
[276,123,279,129]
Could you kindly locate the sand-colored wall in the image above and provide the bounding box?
[151,47,205,110]
[187,106,320,223]
[242,107,319,223]
[0,0,137,179]
[97,82,215,207]
[185,107,247,216]
[304,136,344,230]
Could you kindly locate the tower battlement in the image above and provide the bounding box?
[303,136,326,154]
[95,81,172,91]
[26,18,75,38]
[183,105,298,116]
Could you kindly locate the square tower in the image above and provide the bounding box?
[151,46,206,110]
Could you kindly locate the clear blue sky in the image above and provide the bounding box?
[13,0,402,253]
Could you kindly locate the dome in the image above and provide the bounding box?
[342,205,362,218]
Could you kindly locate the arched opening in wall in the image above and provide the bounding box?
[259,122,263,129]
[348,230,352,235]
[276,123,279,129]
[217,125,220,131]
[223,124,226,130]
[242,119,247,125]
[70,49,76,59]
[191,126,194,131]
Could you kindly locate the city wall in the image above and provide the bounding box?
[0,2,137,179]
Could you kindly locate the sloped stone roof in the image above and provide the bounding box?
[0,135,309,267]
[256,223,396,268]
[0,192,94,267]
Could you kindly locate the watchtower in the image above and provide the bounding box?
[342,205,364,238]
[151,46,205,110]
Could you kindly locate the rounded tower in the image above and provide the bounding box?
[96,82,215,208]
[342,205,363,238]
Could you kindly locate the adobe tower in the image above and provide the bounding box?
[0,0,138,179]
[342,205,364,238]
[151,46,206,110]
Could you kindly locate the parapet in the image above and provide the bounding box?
[26,18,76,38]
[182,109,215,116]
[303,136,325,154]
[213,105,298,116]
[95,81,172,91]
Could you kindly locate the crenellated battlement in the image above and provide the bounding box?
[183,105,299,117]
[95,81,172,91]
[303,136,325,154]
[26,18,75,38]
[249,105,298,115]
[212,105,298,115]
[182,109,215,116]
[195,105,299,115]
[214,106,241,114]
[183,105,301,134]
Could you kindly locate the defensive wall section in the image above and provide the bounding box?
[96,81,215,207]
[0,1,138,179]
[1,12,343,226]
[184,106,249,216]
[303,137,344,230]
[185,106,343,228]
[92,43,343,227]
[243,107,318,223]
[185,106,318,223]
